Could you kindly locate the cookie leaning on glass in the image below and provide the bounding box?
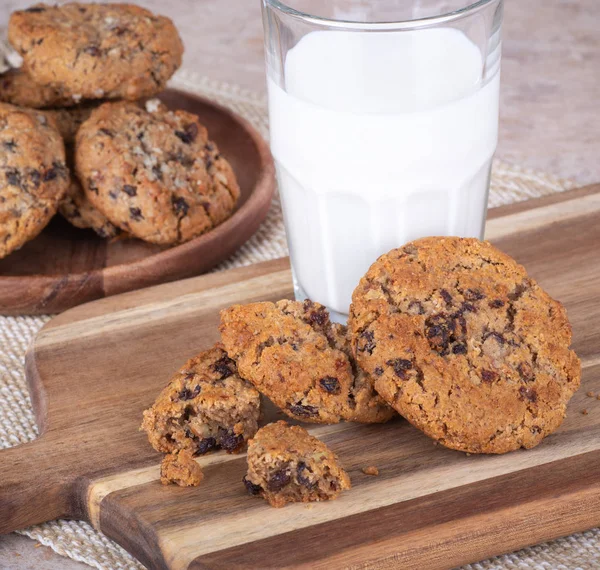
[349,236,581,454]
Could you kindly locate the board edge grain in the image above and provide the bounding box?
[188,447,600,570]
[41,257,291,330]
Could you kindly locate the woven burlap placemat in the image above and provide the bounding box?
[1,69,598,570]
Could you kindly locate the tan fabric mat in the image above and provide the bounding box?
[0,69,597,570]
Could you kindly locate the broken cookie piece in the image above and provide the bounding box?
[219,299,394,424]
[243,421,351,508]
[160,450,203,487]
[141,344,260,456]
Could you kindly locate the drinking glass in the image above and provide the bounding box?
[261,0,503,322]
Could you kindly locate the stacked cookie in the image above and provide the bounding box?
[0,3,240,258]
[142,237,581,507]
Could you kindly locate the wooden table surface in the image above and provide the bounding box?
[0,0,598,568]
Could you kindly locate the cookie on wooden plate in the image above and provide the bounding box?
[38,104,123,238]
[0,67,78,108]
[76,101,240,245]
[220,299,395,424]
[349,237,581,454]
[243,421,351,507]
[43,105,98,144]
[0,102,69,258]
[59,176,121,238]
[8,3,183,101]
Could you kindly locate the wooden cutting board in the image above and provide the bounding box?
[1,184,599,570]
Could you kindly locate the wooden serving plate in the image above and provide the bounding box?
[0,89,275,316]
[0,185,599,570]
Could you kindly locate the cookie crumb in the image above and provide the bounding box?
[582,409,589,415]
[597,395,600,401]
[145,98,162,113]
[362,466,379,476]
[433,441,438,446]
[160,450,204,487]
[6,50,23,68]
[586,391,595,398]
[466,453,471,457]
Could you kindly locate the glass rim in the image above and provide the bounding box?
[263,0,499,30]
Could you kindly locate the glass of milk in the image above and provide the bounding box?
[261,0,503,322]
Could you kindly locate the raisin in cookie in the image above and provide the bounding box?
[9,3,183,101]
[76,101,240,245]
[160,450,204,487]
[0,67,77,108]
[0,102,69,258]
[349,237,581,454]
[243,421,351,507]
[220,299,394,424]
[141,344,260,456]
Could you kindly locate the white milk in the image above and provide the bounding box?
[268,28,501,318]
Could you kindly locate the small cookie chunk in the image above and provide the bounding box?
[220,299,394,424]
[160,450,204,487]
[141,344,260,456]
[243,421,351,507]
[0,67,77,108]
[9,3,183,101]
[349,237,581,454]
[76,101,240,244]
[0,102,69,258]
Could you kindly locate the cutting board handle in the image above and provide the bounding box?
[0,435,74,534]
